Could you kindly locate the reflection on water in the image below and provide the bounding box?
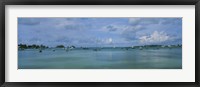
[18,47,182,69]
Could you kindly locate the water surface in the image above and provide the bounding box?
[18,47,182,69]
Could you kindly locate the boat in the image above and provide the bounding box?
[139,47,143,50]
[39,49,42,53]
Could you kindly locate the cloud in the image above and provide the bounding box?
[54,20,78,29]
[129,18,182,26]
[138,31,176,45]
[18,18,41,25]
[160,18,182,25]
[121,25,146,41]
[55,19,94,31]
[63,25,82,30]
[129,18,160,25]
[123,18,182,44]
[105,38,113,44]
[101,25,120,32]
[18,18,182,47]
[106,25,118,32]
[102,24,145,33]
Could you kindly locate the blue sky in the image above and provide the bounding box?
[18,18,182,47]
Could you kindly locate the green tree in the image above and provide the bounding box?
[56,45,65,48]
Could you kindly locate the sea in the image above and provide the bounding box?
[18,47,182,69]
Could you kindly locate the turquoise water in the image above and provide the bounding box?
[18,47,182,69]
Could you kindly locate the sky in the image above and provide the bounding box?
[18,18,182,47]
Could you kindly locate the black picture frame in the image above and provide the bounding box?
[0,0,199,87]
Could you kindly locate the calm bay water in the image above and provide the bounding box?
[18,47,182,69]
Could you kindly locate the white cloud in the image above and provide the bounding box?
[101,24,145,34]
[139,31,170,44]
[55,20,78,29]
[101,25,124,33]
[18,18,41,25]
[129,18,160,25]
[94,38,113,45]
[18,18,182,46]
[107,38,113,44]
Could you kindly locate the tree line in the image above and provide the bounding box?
[18,44,76,49]
[18,44,49,49]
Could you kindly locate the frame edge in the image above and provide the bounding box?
[195,1,200,85]
[1,0,200,87]
[0,0,5,86]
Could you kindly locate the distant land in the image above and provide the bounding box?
[18,43,182,51]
